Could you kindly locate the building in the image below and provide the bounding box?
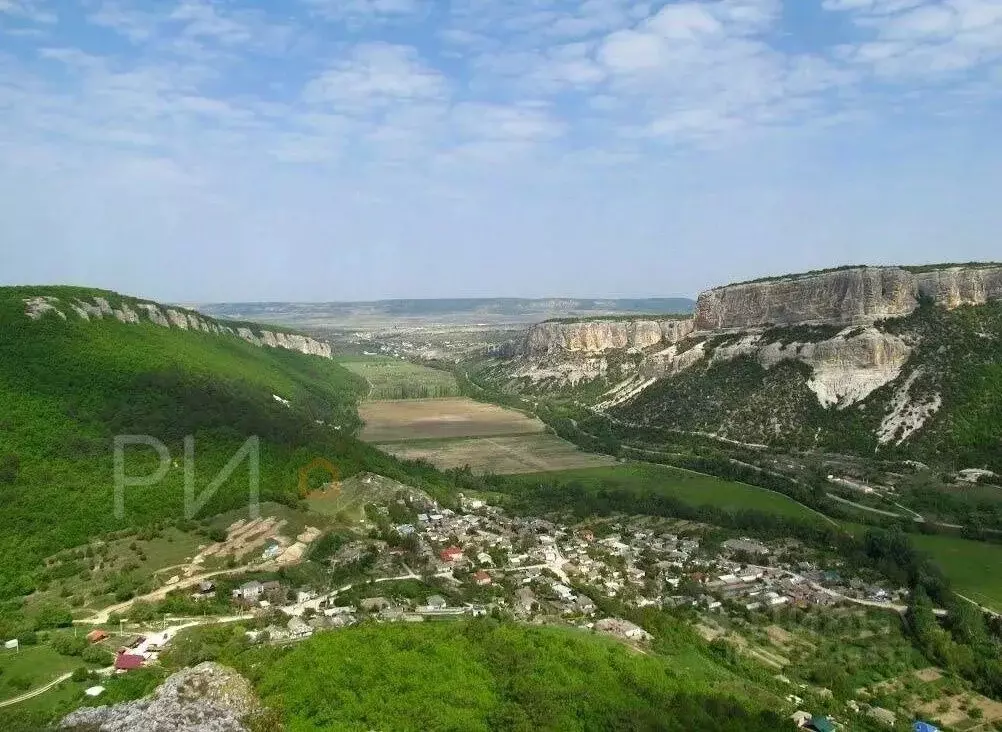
[473,570,492,586]
[440,546,463,562]
[426,595,448,610]
[233,581,263,601]
[84,686,105,698]
[594,618,653,642]
[114,653,144,672]
[86,629,109,644]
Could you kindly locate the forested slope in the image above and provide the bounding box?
[0,286,429,599]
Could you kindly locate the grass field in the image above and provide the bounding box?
[379,434,618,474]
[358,397,545,442]
[910,533,1002,612]
[507,463,830,524]
[338,357,459,400]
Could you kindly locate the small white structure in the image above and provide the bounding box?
[84,686,105,698]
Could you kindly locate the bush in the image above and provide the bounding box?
[82,644,112,665]
[71,666,89,682]
[208,527,227,543]
[49,632,87,657]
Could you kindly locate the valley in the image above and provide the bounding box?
[4,271,1002,732]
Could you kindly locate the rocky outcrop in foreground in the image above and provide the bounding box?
[59,663,261,732]
[23,294,332,358]
[695,265,1002,331]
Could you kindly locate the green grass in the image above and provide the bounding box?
[509,463,828,524]
[0,644,81,701]
[337,356,459,400]
[910,533,1002,612]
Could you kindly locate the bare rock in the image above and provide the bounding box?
[59,662,262,732]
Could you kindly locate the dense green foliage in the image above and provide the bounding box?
[229,621,790,731]
[0,287,462,600]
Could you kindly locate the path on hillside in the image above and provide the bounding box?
[0,672,72,708]
[79,563,279,625]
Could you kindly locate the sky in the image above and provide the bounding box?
[1,0,1001,302]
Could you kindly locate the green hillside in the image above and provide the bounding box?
[0,286,428,600]
[231,621,789,731]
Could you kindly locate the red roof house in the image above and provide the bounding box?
[114,653,145,671]
[473,570,492,586]
[86,629,109,644]
[440,546,463,562]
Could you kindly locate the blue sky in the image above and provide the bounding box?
[1,0,1000,301]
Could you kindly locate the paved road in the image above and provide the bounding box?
[0,672,72,708]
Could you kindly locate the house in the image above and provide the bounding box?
[594,618,653,642]
[477,552,494,566]
[233,581,263,601]
[86,629,109,644]
[426,595,448,610]
[440,546,463,562]
[473,570,492,586]
[114,653,145,672]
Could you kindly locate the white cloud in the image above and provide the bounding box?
[303,43,449,113]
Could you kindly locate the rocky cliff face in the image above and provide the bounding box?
[523,319,695,355]
[695,265,1002,331]
[23,295,332,359]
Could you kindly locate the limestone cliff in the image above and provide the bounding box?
[23,294,333,359]
[523,319,695,355]
[695,264,1002,331]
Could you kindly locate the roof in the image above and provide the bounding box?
[114,653,144,671]
[427,594,447,607]
[913,723,940,732]
[86,629,109,642]
[807,718,836,732]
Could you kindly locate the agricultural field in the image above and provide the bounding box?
[910,533,1002,613]
[358,397,545,442]
[337,356,459,400]
[507,463,830,524]
[378,434,617,475]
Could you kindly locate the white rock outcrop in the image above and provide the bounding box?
[523,319,694,355]
[22,295,332,359]
[59,662,261,732]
